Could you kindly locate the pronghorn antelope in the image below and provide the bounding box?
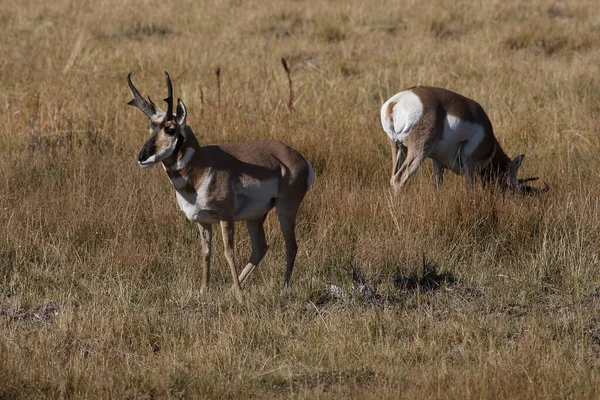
[381,86,547,194]
[127,72,315,299]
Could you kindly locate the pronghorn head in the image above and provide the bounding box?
[127,72,188,168]
[503,154,549,195]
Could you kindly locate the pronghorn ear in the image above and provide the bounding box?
[175,98,187,126]
[508,154,525,186]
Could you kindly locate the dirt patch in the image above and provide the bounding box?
[504,33,590,55]
[1,300,61,323]
[261,368,376,394]
[430,21,461,40]
[110,23,174,40]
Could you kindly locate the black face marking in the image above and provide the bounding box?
[138,136,157,163]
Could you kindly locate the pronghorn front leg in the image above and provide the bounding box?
[433,160,444,189]
[238,216,269,286]
[459,142,475,189]
[220,218,243,300]
[197,223,212,294]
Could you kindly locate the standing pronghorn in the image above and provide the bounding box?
[381,86,546,194]
[127,72,315,299]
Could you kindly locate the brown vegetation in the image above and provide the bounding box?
[1,0,600,398]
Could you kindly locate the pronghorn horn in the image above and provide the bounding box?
[520,181,549,195]
[147,96,158,110]
[163,71,174,121]
[518,177,539,184]
[127,72,157,119]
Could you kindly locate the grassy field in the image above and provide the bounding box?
[1,0,600,398]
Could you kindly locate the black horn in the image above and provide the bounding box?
[127,72,157,119]
[517,177,539,184]
[163,71,174,120]
[519,180,549,195]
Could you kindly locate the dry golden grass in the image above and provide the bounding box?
[1,0,600,398]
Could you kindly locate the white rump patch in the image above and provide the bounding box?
[380,90,424,144]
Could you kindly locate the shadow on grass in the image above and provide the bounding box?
[312,259,457,307]
[394,261,457,292]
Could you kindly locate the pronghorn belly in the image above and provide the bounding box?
[430,115,487,174]
[233,179,279,220]
[381,91,424,144]
[174,176,279,223]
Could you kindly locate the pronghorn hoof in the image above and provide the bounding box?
[230,285,244,302]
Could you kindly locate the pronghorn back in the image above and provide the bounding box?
[381,86,495,145]
[209,140,313,191]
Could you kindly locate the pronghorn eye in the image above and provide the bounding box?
[164,126,176,135]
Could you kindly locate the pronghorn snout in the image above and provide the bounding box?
[515,177,550,195]
[137,139,157,167]
[137,148,147,164]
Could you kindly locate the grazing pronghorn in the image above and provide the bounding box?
[381,86,547,194]
[127,72,315,299]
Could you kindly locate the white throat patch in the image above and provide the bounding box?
[165,147,195,171]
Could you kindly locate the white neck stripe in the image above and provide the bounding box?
[166,147,195,171]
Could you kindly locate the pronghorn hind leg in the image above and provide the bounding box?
[238,216,269,286]
[390,140,407,179]
[197,223,213,294]
[276,201,300,292]
[391,147,427,191]
[220,218,243,301]
[390,140,398,178]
